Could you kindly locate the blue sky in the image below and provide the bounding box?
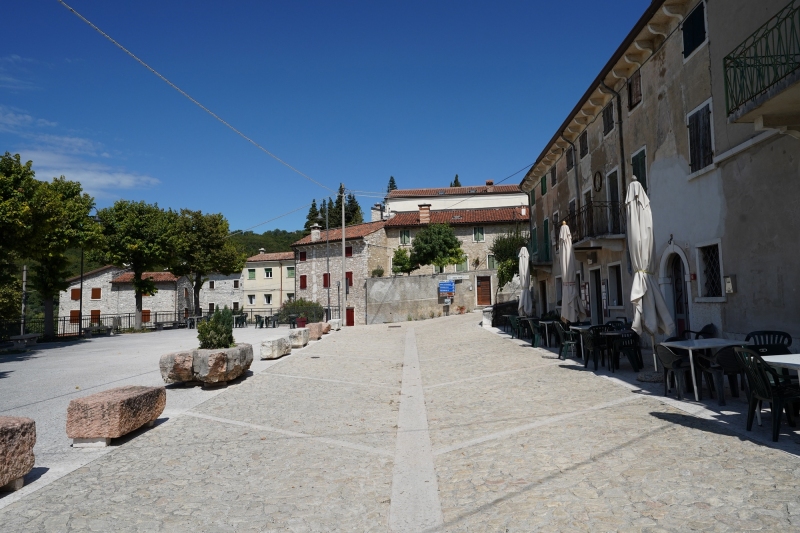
[2,0,648,232]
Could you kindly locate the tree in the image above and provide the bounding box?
[345,193,363,225]
[490,229,529,297]
[0,153,37,285]
[409,224,465,271]
[391,248,416,276]
[319,199,328,227]
[26,177,101,337]
[94,200,177,329]
[170,209,246,317]
[303,200,319,234]
[387,176,398,193]
[450,174,461,187]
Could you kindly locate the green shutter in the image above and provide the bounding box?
[488,255,496,269]
[531,227,538,255]
[541,176,547,195]
[632,150,647,192]
[543,219,550,261]
[248,269,255,280]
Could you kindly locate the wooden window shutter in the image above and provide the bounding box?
[91,288,101,299]
[345,246,353,257]
[300,275,307,289]
[688,106,712,172]
[142,309,151,323]
[566,147,574,170]
[323,273,330,288]
[346,271,353,286]
[579,132,588,158]
[71,288,81,300]
[90,309,101,324]
[550,166,556,186]
[299,251,307,262]
[70,309,80,324]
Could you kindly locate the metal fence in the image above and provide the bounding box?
[724,0,800,115]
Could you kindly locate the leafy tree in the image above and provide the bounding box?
[391,248,416,276]
[490,229,529,294]
[27,177,101,337]
[227,228,305,257]
[387,176,397,193]
[450,174,461,187]
[94,200,177,329]
[318,199,328,227]
[322,185,362,228]
[0,279,22,321]
[0,153,37,285]
[303,200,319,235]
[170,209,246,317]
[345,193,363,225]
[409,224,465,271]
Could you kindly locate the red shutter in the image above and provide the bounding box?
[142,310,151,323]
[345,246,353,257]
[300,275,307,289]
[323,273,330,288]
[70,310,80,324]
[299,251,307,262]
[346,271,353,286]
[90,309,101,325]
[71,288,80,300]
[91,287,101,299]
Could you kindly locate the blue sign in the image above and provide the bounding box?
[439,280,455,294]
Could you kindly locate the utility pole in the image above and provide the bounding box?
[341,185,347,326]
[20,265,27,335]
[325,204,331,321]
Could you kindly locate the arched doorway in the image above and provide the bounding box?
[669,254,689,336]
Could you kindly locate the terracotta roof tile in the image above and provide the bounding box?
[386,184,521,198]
[385,206,529,227]
[246,251,295,262]
[292,220,386,247]
[111,272,179,283]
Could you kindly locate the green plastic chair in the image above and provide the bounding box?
[554,321,579,360]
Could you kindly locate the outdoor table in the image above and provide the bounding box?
[762,354,800,381]
[570,324,592,361]
[659,338,750,402]
[539,320,554,347]
[502,315,516,334]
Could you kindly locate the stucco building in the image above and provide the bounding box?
[241,250,295,314]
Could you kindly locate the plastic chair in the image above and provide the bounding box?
[734,346,800,442]
[582,325,612,371]
[655,345,691,400]
[697,346,747,406]
[605,320,626,330]
[522,318,542,347]
[554,321,579,360]
[610,330,643,372]
[745,331,792,347]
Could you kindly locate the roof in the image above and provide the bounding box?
[246,251,295,262]
[385,206,529,227]
[111,272,179,283]
[65,265,119,284]
[292,220,386,246]
[386,184,522,198]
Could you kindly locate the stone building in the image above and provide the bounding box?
[240,250,295,314]
[197,273,244,314]
[381,181,528,219]
[519,0,800,341]
[292,221,387,326]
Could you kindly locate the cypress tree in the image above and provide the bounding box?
[387,176,398,193]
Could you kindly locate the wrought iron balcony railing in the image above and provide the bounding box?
[724,0,800,116]
[564,201,626,244]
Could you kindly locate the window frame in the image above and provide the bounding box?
[248,294,255,305]
[142,309,152,323]
[456,257,468,273]
[247,268,256,280]
[233,280,239,289]
[264,294,272,305]
[232,301,239,311]
[70,309,80,324]
[627,68,642,111]
[686,97,716,178]
[264,267,273,279]
[566,146,575,171]
[579,131,588,159]
[487,254,496,270]
[286,266,295,278]
[400,229,411,246]
[694,239,726,302]
[602,103,615,137]
[473,226,485,243]
[540,176,547,196]
[607,262,624,309]
[208,280,215,290]
[550,166,557,187]
[345,246,353,257]
[682,1,708,63]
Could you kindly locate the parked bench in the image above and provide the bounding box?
[9,333,39,347]
[0,416,36,492]
[155,321,179,331]
[82,325,112,338]
[66,385,166,447]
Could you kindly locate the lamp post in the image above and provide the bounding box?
[317,208,331,322]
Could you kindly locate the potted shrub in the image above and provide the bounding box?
[296,315,308,328]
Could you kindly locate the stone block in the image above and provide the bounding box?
[322,323,331,334]
[159,350,195,384]
[0,416,36,491]
[482,307,493,328]
[159,344,254,384]
[328,319,341,331]
[290,328,310,348]
[307,322,324,341]
[66,386,165,443]
[260,336,291,360]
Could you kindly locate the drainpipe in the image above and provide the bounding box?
[279,261,283,309]
[601,81,627,187]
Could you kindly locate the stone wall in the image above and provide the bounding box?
[198,273,244,313]
[58,267,127,318]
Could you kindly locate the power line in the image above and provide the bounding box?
[228,203,312,236]
[57,0,335,194]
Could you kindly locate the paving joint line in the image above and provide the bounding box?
[424,360,563,389]
[261,372,399,389]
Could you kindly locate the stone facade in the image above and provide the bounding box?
[384,182,528,216]
[198,273,244,314]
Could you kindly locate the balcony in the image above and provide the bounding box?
[564,201,626,250]
[725,0,800,135]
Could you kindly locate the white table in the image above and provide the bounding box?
[762,354,800,381]
[660,338,749,402]
[570,325,592,361]
[539,320,554,347]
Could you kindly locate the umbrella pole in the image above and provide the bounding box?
[650,334,658,371]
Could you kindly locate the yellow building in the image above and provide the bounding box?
[241,250,296,314]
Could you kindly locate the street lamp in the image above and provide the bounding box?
[317,209,331,321]
[78,211,102,333]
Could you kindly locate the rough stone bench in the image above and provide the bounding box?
[9,333,39,348]
[307,322,325,341]
[289,328,310,349]
[160,344,254,385]
[67,386,165,448]
[328,319,341,331]
[260,336,291,360]
[82,325,112,338]
[0,416,36,492]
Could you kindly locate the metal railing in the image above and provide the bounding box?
[724,0,800,115]
[564,201,626,243]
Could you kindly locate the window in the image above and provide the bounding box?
[264,294,272,305]
[71,288,80,300]
[248,269,256,280]
[473,227,485,242]
[603,103,614,135]
[232,301,239,311]
[579,131,588,158]
[345,246,353,257]
[248,295,255,305]
[550,166,557,187]
[456,258,468,272]
[299,251,307,262]
[531,226,538,255]
[699,244,722,297]
[628,69,642,110]
[287,293,294,301]
[345,271,353,286]
[264,268,272,279]
[555,277,563,306]
[540,176,547,195]
[205,305,213,315]
[89,287,100,300]
[142,309,152,323]
[323,273,330,288]
[299,275,307,289]
[568,199,576,221]
[286,266,295,278]
[233,280,239,289]
[208,280,215,289]
[434,265,445,274]
[631,148,648,192]
[70,309,80,324]
[566,147,575,171]
[184,308,189,319]
[184,287,189,298]
[683,2,706,59]
[688,103,713,172]
[488,254,496,269]
[553,211,559,231]
[400,230,410,245]
[608,264,623,307]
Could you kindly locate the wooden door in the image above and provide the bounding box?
[346,307,355,327]
[476,276,491,306]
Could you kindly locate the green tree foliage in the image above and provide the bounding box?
[321,185,362,229]
[303,199,319,234]
[0,279,22,321]
[227,229,305,257]
[450,174,461,187]
[318,199,328,227]
[171,209,246,317]
[95,200,177,329]
[387,176,397,193]
[278,297,324,323]
[490,229,529,289]
[197,306,235,349]
[391,248,416,275]
[0,153,37,285]
[409,224,465,270]
[345,193,363,225]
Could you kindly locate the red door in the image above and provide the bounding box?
[346,307,355,327]
[476,276,492,306]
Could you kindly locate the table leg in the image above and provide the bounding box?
[689,349,699,402]
[544,324,549,347]
[580,335,585,362]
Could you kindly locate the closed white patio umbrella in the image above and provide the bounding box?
[518,246,533,317]
[625,179,675,368]
[559,222,584,323]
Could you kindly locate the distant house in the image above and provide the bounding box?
[197,273,244,314]
[241,250,295,314]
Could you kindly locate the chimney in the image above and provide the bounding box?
[418,204,431,225]
[310,223,321,242]
[258,247,265,254]
[371,203,383,222]
[485,179,494,192]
